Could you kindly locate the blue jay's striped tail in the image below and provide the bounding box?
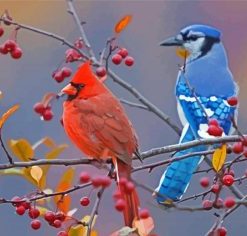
[156,125,206,203]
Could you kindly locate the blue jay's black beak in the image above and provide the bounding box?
[160,36,184,46]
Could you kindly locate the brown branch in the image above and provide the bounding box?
[0,129,13,164]
[120,99,149,111]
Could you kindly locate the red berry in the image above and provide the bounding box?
[227,96,238,106]
[42,109,54,121]
[79,171,90,183]
[31,220,41,230]
[28,207,40,219]
[117,48,128,58]
[200,177,210,188]
[21,201,31,210]
[91,176,102,188]
[33,102,46,114]
[53,71,64,83]
[115,199,126,212]
[113,189,122,200]
[55,211,66,221]
[124,56,134,67]
[119,177,128,187]
[139,209,150,219]
[16,205,26,215]
[207,125,223,137]
[232,142,243,154]
[222,174,234,186]
[74,38,83,49]
[5,39,16,52]
[224,196,235,208]
[61,67,72,78]
[112,54,122,65]
[11,196,22,207]
[213,198,224,209]
[0,27,4,37]
[0,44,8,54]
[217,227,227,236]
[125,181,135,194]
[208,118,219,127]
[53,219,62,228]
[57,231,68,236]
[65,49,81,62]
[202,200,213,210]
[211,184,220,194]
[96,67,106,77]
[80,197,90,206]
[101,176,111,188]
[11,47,22,59]
[44,211,55,223]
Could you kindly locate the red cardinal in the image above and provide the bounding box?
[61,61,140,227]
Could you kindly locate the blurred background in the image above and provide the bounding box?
[0,0,247,235]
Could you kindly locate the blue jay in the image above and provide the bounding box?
[156,24,238,203]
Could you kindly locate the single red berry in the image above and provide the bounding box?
[113,189,122,200]
[227,96,238,106]
[16,205,26,215]
[217,227,227,236]
[11,47,22,59]
[79,171,90,183]
[44,211,55,223]
[53,71,64,83]
[117,48,128,58]
[65,49,82,62]
[91,176,102,188]
[5,39,16,52]
[42,109,54,121]
[115,199,126,212]
[55,211,66,222]
[211,184,220,194]
[224,196,236,208]
[119,177,128,187]
[202,200,213,210]
[208,118,219,127]
[53,219,62,228]
[61,67,72,78]
[222,174,234,186]
[232,142,244,154]
[0,27,4,37]
[31,220,41,230]
[125,181,135,194]
[57,231,68,236]
[207,125,223,137]
[200,177,210,188]
[96,67,107,77]
[33,102,46,114]
[139,209,150,219]
[101,176,111,188]
[11,196,22,207]
[80,197,90,206]
[21,201,31,210]
[112,54,122,65]
[213,198,224,209]
[124,56,134,66]
[28,207,40,219]
[74,38,83,49]
[0,44,8,54]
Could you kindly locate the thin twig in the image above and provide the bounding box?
[0,129,13,164]
[120,99,149,110]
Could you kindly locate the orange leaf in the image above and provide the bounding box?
[212,144,227,172]
[133,217,154,236]
[0,104,19,128]
[176,48,190,59]
[114,15,132,34]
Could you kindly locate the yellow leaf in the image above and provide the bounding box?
[212,144,227,172]
[30,166,43,185]
[45,144,68,159]
[32,137,56,150]
[133,217,154,236]
[69,225,84,236]
[0,104,19,128]
[176,48,190,59]
[8,139,34,161]
[114,15,132,34]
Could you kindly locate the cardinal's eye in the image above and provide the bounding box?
[70,82,85,90]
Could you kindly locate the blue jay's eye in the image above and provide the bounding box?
[189,35,198,41]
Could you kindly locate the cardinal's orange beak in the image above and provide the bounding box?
[61,84,77,96]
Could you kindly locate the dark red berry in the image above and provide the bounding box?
[124,56,134,66]
[200,177,210,188]
[139,209,150,219]
[80,197,90,206]
[61,67,72,78]
[57,231,68,236]
[79,171,90,183]
[207,125,223,137]
[5,39,16,52]
[222,174,234,186]
[113,189,122,200]
[119,177,128,187]
[28,208,40,219]
[65,49,81,63]
[53,219,62,228]
[112,54,122,65]
[125,181,135,194]
[224,196,235,208]
[202,200,213,210]
[44,211,55,222]
[0,27,4,37]
[42,109,54,121]
[213,198,224,209]
[55,211,66,222]
[232,142,243,154]
[33,102,46,114]
[208,118,219,127]
[11,196,22,207]
[16,205,26,215]
[100,176,111,188]
[31,220,41,230]
[227,96,238,106]
[117,48,128,58]
[21,201,31,210]
[53,71,64,83]
[211,184,220,194]
[11,47,22,59]
[0,44,8,54]
[217,227,227,236]
[96,67,106,77]
[115,199,126,212]
[91,176,102,188]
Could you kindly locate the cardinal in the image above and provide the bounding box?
[60,61,140,227]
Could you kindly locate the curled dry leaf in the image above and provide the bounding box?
[114,15,132,34]
[0,104,19,129]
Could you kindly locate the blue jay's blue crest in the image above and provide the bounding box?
[156,24,238,203]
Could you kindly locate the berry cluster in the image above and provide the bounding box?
[33,102,54,121]
[111,48,134,67]
[52,66,72,83]
[207,119,223,137]
[0,39,22,59]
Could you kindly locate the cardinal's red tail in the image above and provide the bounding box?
[114,158,140,227]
